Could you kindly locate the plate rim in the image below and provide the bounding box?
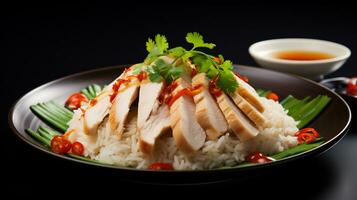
[8,64,352,173]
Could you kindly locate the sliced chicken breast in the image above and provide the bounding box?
[169,78,206,153]
[229,92,268,128]
[83,94,111,135]
[192,73,228,140]
[139,104,171,154]
[137,80,165,128]
[234,74,265,113]
[217,93,259,141]
[137,55,176,128]
[109,80,140,136]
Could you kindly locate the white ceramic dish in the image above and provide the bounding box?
[249,38,351,80]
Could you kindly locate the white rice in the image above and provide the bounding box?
[67,97,298,170]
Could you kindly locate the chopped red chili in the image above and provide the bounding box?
[209,76,222,97]
[148,162,174,170]
[65,93,88,110]
[246,152,273,164]
[266,92,279,102]
[191,67,198,77]
[295,128,320,144]
[346,77,357,96]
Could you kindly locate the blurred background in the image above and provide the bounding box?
[2,2,356,198]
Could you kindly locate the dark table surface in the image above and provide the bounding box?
[2,3,356,198]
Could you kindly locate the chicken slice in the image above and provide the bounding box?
[192,73,228,140]
[109,80,140,137]
[169,78,206,153]
[137,55,177,128]
[139,104,171,154]
[137,80,164,128]
[83,94,111,135]
[137,79,170,154]
[234,74,265,112]
[217,93,259,141]
[229,92,268,128]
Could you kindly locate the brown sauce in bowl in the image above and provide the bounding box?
[273,50,335,61]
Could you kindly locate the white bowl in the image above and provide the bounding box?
[249,38,351,80]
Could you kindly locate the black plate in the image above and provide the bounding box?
[8,65,351,184]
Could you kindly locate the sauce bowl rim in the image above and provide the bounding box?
[249,38,351,65]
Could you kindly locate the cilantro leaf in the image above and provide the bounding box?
[206,67,219,78]
[155,34,169,53]
[216,70,238,93]
[181,51,194,62]
[166,65,184,82]
[148,72,163,82]
[168,47,186,57]
[144,55,158,65]
[192,54,212,73]
[186,32,216,50]
[221,60,233,70]
[146,38,155,53]
[146,64,163,82]
[144,34,169,64]
[153,58,169,72]
[145,58,183,84]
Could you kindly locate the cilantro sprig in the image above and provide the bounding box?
[143,32,238,93]
[186,32,216,50]
[146,59,184,83]
[145,34,169,64]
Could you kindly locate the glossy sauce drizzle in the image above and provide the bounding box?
[110,70,147,102]
[159,81,203,107]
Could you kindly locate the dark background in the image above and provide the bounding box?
[2,2,356,198]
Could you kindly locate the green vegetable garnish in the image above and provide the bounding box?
[143,32,238,93]
[185,32,216,49]
[271,139,324,160]
[80,84,102,100]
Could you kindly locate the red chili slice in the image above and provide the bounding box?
[209,76,222,97]
[65,93,88,110]
[297,133,316,144]
[51,136,72,155]
[346,78,357,96]
[295,128,319,144]
[191,67,198,77]
[71,142,85,156]
[148,162,174,170]
[266,92,279,102]
[295,128,320,138]
[246,152,273,164]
